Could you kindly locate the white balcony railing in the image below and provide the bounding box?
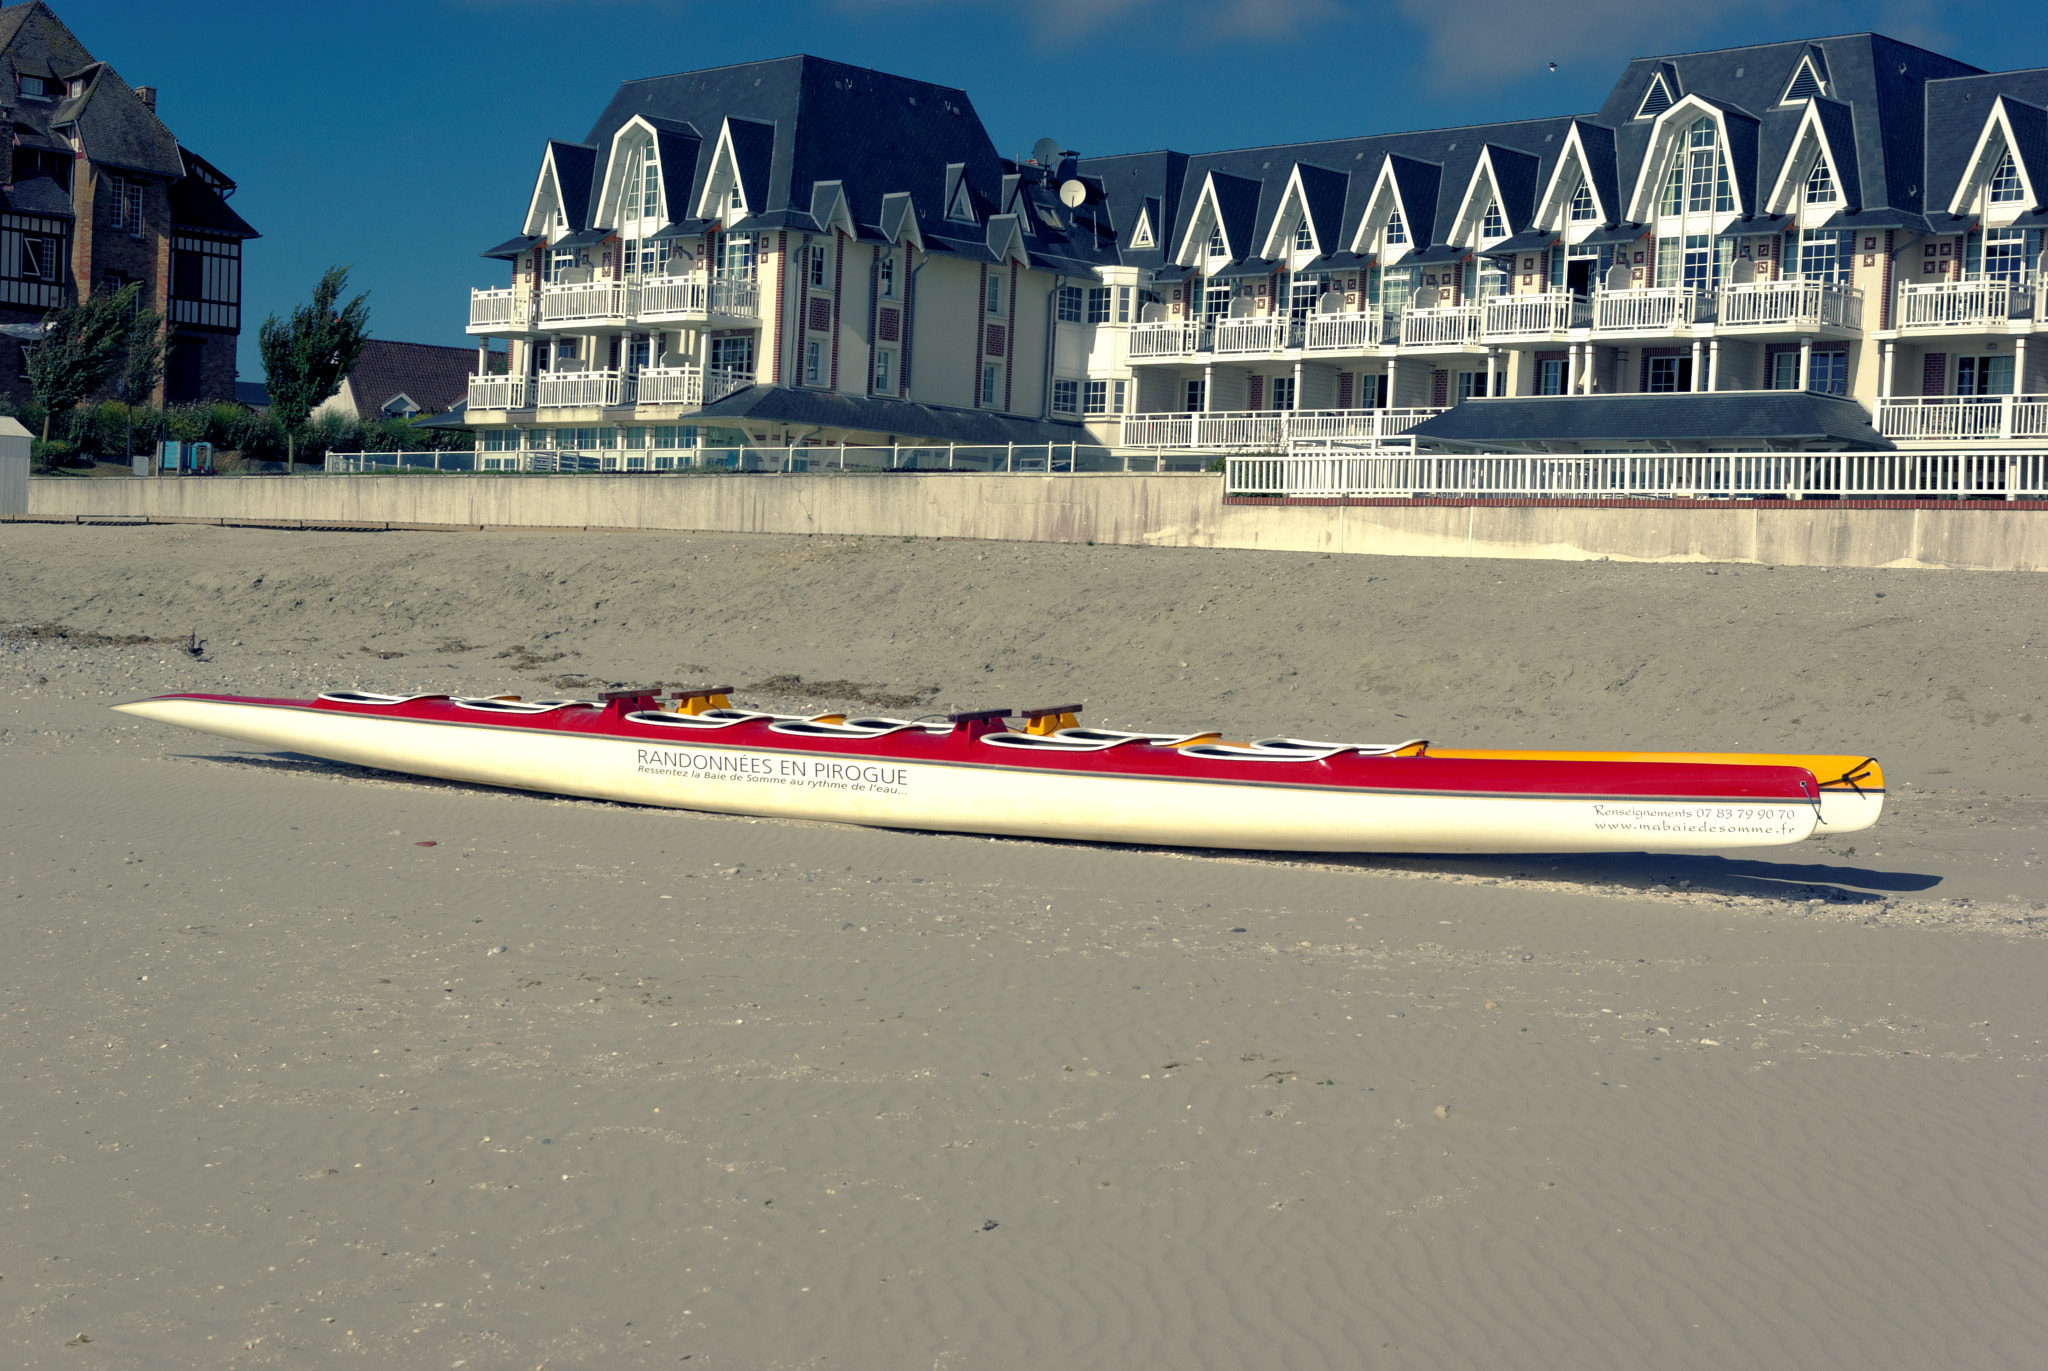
[634,366,701,406]
[1120,408,1443,451]
[1482,292,1592,340]
[1398,305,1483,348]
[1876,394,2048,441]
[1227,450,2048,500]
[705,367,752,403]
[1592,287,1694,334]
[1896,279,2016,331]
[468,287,535,333]
[1127,319,1209,359]
[536,369,632,408]
[1303,309,1385,352]
[1213,315,1291,355]
[467,374,529,410]
[1718,280,1863,331]
[635,274,762,321]
[539,280,639,326]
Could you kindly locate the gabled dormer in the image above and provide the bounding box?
[1765,98,1860,220]
[1634,64,1679,121]
[985,213,1030,268]
[595,115,699,231]
[694,117,775,223]
[1258,162,1348,262]
[808,180,857,238]
[1949,94,2047,218]
[1172,170,1261,267]
[878,191,926,251]
[1450,145,1540,247]
[522,140,598,239]
[1348,154,1441,259]
[1130,199,1157,249]
[1534,121,1621,234]
[1779,46,1830,106]
[1625,94,1758,223]
[943,163,979,225]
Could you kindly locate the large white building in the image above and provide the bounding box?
[463,35,2048,465]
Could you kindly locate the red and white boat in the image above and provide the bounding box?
[113,687,1881,854]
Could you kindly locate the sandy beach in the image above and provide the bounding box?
[3,522,2045,1369]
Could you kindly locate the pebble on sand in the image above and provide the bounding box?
[1434,1105,1452,1119]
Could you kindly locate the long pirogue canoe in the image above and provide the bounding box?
[112,687,1881,855]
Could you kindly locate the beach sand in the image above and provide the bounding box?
[3,522,2044,1369]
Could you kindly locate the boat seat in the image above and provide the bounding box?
[671,686,735,715]
[979,730,1132,752]
[1020,703,1083,736]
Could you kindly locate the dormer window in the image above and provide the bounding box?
[18,75,48,100]
[1635,71,1675,120]
[1569,183,1596,221]
[1385,210,1406,246]
[1480,200,1504,239]
[1782,55,1825,105]
[728,185,743,212]
[1804,157,1837,204]
[1685,119,1733,213]
[1206,227,1226,259]
[1989,150,2023,204]
[1293,220,1313,252]
[66,77,85,98]
[1131,209,1154,248]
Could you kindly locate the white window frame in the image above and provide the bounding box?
[981,363,1000,406]
[809,244,828,288]
[985,274,1003,315]
[1051,378,1080,415]
[1988,150,2024,205]
[1569,183,1596,222]
[878,252,895,298]
[804,339,823,386]
[1056,284,1084,323]
[1087,286,1111,324]
[873,348,892,392]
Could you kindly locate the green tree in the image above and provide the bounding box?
[258,265,370,467]
[24,282,143,442]
[114,305,168,463]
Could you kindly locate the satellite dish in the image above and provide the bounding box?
[1317,290,1345,314]
[1413,284,1440,309]
[1140,302,1167,323]
[1605,263,1632,292]
[1730,257,1756,285]
[1228,296,1256,318]
[1059,179,1088,208]
[1030,137,1061,168]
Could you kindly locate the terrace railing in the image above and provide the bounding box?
[1875,394,2048,441]
[536,368,632,409]
[1302,309,1384,352]
[1120,408,1443,450]
[1592,287,1693,334]
[1482,292,1591,340]
[1127,319,1209,359]
[1718,279,1862,330]
[635,274,762,321]
[1213,315,1291,355]
[1896,279,2015,330]
[539,280,639,326]
[1398,305,1482,348]
[1228,449,2048,500]
[467,287,535,333]
[466,374,529,411]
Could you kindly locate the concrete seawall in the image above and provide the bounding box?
[16,474,2046,571]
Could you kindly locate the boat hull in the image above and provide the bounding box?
[115,695,1826,855]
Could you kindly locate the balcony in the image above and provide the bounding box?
[1127,319,1209,361]
[1876,394,2048,441]
[1303,309,1385,353]
[1120,408,1443,451]
[1896,279,2018,332]
[636,274,762,324]
[539,280,639,327]
[1591,287,1694,335]
[467,374,529,411]
[1398,305,1483,349]
[633,366,754,408]
[1482,292,1593,342]
[536,368,633,409]
[468,287,535,334]
[1213,315,1292,356]
[1718,279,1862,332]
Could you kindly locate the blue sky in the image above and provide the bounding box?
[55,0,2048,381]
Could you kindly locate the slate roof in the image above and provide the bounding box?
[1924,69,2048,210]
[338,340,486,421]
[3,174,72,217]
[692,385,1103,447]
[235,380,270,409]
[1408,392,1891,451]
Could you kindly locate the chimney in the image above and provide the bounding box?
[135,86,156,112]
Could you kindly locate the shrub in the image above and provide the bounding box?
[31,437,79,471]
[163,403,208,443]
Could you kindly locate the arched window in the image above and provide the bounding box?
[1481,200,1505,238]
[1569,183,1596,221]
[1294,219,1314,252]
[1384,210,1406,246]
